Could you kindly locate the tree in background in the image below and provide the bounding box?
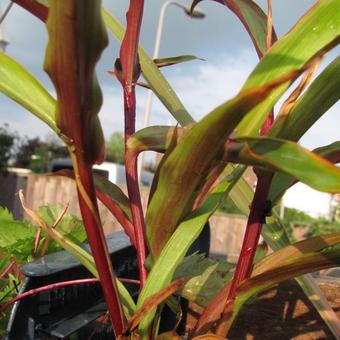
[14,134,68,173]
[0,124,16,173]
[106,131,124,164]
[14,137,41,169]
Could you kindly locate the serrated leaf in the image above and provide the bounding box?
[173,254,233,307]
[36,205,86,245]
[0,207,36,253]
[0,52,57,133]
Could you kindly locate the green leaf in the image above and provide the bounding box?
[36,205,87,245]
[270,56,340,141]
[44,0,107,164]
[226,137,340,193]
[102,8,194,127]
[18,193,136,317]
[0,52,57,133]
[0,207,36,263]
[153,55,204,68]
[52,169,135,246]
[126,126,189,155]
[173,254,233,307]
[146,72,300,259]
[137,165,244,335]
[236,0,340,137]
[269,141,340,203]
[191,0,276,58]
[228,179,340,338]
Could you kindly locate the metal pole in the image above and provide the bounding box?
[138,1,204,181]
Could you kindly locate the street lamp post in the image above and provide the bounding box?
[0,2,13,53]
[139,1,204,179]
[142,1,205,130]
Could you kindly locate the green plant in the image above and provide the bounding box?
[0,0,339,339]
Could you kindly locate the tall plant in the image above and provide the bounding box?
[0,0,339,338]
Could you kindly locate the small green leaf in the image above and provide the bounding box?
[173,254,233,307]
[153,55,204,68]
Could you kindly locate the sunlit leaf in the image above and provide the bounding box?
[270,56,340,141]
[226,137,340,193]
[269,141,340,203]
[137,166,244,335]
[216,233,340,335]
[236,0,340,136]
[227,175,340,337]
[0,52,57,133]
[146,71,302,259]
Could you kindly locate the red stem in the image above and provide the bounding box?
[12,0,48,21]
[0,261,15,282]
[226,172,273,303]
[77,162,126,335]
[0,277,140,315]
[124,88,148,288]
[96,190,137,247]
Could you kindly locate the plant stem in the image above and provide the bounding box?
[74,155,126,335]
[226,172,273,301]
[12,0,48,21]
[0,277,140,315]
[124,88,148,288]
[0,261,15,282]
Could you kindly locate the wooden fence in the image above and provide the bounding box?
[2,172,247,259]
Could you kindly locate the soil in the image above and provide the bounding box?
[186,279,340,340]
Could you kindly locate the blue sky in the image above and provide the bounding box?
[0,0,338,152]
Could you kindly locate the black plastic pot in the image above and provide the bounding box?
[5,224,210,339]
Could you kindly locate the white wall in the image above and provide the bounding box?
[283,182,331,218]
